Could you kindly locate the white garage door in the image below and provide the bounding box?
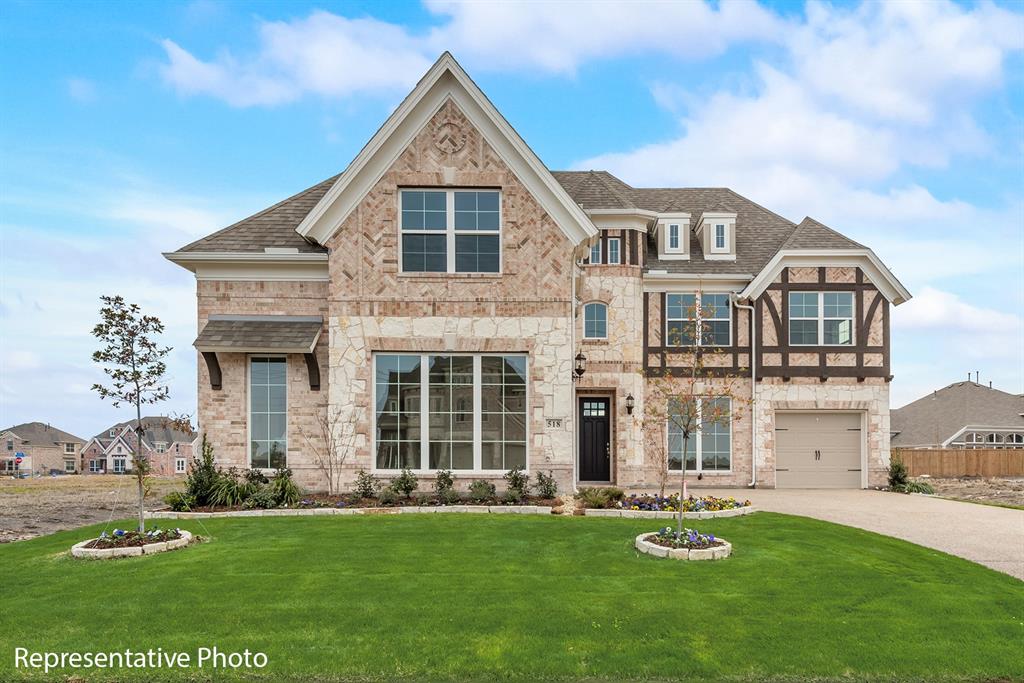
[775,412,862,488]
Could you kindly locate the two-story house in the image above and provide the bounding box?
[80,417,197,476]
[1,422,85,475]
[166,53,910,491]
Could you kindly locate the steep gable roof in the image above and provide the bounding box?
[781,217,865,250]
[295,52,596,246]
[94,416,197,451]
[891,381,1024,447]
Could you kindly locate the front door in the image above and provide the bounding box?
[579,398,611,482]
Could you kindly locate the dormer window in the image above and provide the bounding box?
[669,224,680,250]
[657,215,690,260]
[714,224,726,251]
[698,212,736,260]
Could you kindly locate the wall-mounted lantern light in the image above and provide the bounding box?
[572,352,587,381]
[625,393,635,415]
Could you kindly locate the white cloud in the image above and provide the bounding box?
[66,77,98,103]
[157,1,786,106]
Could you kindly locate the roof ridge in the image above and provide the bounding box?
[176,174,339,253]
[788,216,866,250]
[590,171,636,208]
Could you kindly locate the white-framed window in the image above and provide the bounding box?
[1007,434,1024,445]
[63,442,75,454]
[607,238,621,265]
[108,430,115,437]
[584,302,608,340]
[113,458,126,474]
[374,353,527,472]
[986,433,1003,444]
[175,457,186,474]
[155,442,166,454]
[5,439,12,451]
[665,292,731,346]
[714,224,727,251]
[116,445,123,454]
[789,292,854,345]
[668,224,681,251]
[965,432,985,445]
[399,189,500,274]
[89,459,103,473]
[64,459,76,473]
[590,241,602,265]
[667,397,732,472]
[250,356,287,469]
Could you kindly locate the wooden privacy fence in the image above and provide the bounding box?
[893,448,1024,477]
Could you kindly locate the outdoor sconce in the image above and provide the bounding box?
[625,393,635,415]
[572,352,587,381]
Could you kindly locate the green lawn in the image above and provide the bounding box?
[1,513,1021,682]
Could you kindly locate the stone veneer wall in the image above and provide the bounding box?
[754,377,890,487]
[197,280,329,489]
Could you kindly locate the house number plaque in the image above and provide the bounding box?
[546,418,564,429]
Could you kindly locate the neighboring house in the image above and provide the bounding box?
[0,422,85,475]
[81,417,197,476]
[891,381,1024,449]
[165,53,911,491]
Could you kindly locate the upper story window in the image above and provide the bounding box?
[399,189,500,274]
[7,439,14,451]
[155,442,167,453]
[789,292,854,345]
[589,241,601,265]
[714,224,726,250]
[666,293,731,347]
[668,224,680,250]
[63,443,75,454]
[584,302,608,339]
[607,238,621,265]
[109,430,115,437]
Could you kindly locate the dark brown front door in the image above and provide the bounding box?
[579,398,611,482]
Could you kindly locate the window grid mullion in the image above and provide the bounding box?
[473,355,482,471]
[446,193,455,273]
[420,356,429,470]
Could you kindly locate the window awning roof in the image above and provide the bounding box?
[193,316,323,354]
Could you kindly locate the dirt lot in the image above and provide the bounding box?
[921,476,1024,508]
[0,475,183,542]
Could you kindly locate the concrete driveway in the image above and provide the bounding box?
[702,488,1024,580]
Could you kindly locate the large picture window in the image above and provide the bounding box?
[789,292,854,345]
[667,397,732,472]
[374,353,527,471]
[250,357,287,469]
[665,292,731,346]
[400,189,500,273]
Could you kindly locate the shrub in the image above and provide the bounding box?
[269,468,302,507]
[433,469,454,497]
[377,488,399,506]
[534,470,558,499]
[243,468,269,485]
[468,479,496,503]
[242,487,277,509]
[501,489,522,505]
[891,480,935,495]
[184,434,219,506]
[577,486,625,509]
[209,468,246,508]
[353,469,379,499]
[389,467,419,498]
[503,466,529,501]
[888,457,909,488]
[438,488,461,505]
[163,491,195,512]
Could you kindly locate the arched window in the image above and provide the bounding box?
[965,432,984,444]
[1006,434,1024,445]
[584,302,608,339]
[986,433,1003,444]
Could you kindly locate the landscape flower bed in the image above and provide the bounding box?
[617,494,751,513]
[634,528,733,561]
[83,527,183,549]
[644,527,723,550]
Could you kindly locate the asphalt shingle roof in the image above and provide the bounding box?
[1,422,85,445]
[194,316,323,353]
[93,416,197,452]
[170,168,865,277]
[890,381,1024,447]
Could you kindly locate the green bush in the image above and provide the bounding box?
[577,486,625,509]
[184,434,219,506]
[242,487,277,509]
[534,470,558,499]
[209,468,246,508]
[269,468,302,507]
[438,488,461,505]
[888,457,909,488]
[389,467,419,498]
[468,479,496,503]
[433,469,454,497]
[353,469,379,499]
[503,466,529,501]
[377,488,399,506]
[163,491,195,512]
[243,468,269,485]
[891,480,935,495]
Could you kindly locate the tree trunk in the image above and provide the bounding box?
[677,432,689,538]
[135,402,144,533]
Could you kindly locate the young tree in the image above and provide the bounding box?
[300,407,355,495]
[642,293,751,537]
[91,295,172,532]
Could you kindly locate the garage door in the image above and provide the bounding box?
[775,412,862,488]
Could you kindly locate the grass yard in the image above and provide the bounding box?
[1,513,1021,682]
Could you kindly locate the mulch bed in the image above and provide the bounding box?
[83,529,183,549]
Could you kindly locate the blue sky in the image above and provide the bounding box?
[1,0,1022,438]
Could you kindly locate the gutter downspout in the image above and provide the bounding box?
[731,294,757,488]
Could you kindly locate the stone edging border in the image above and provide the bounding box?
[71,530,193,559]
[586,506,756,519]
[147,505,554,519]
[635,532,732,561]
